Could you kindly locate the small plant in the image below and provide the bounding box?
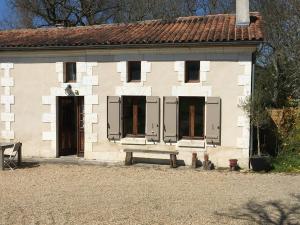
[242,95,270,156]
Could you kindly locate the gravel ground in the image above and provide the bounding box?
[1,163,300,225]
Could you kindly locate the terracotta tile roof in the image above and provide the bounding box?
[0,12,263,49]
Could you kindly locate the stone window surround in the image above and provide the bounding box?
[236,61,252,152]
[116,61,152,97]
[42,62,98,156]
[0,63,15,140]
[116,61,212,147]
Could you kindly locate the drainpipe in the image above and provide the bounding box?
[249,53,256,168]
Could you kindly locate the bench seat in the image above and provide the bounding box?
[123,148,178,168]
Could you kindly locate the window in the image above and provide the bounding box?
[179,97,205,139]
[128,61,141,82]
[64,62,77,83]
[122,96,146,137]
[185,61,200,83]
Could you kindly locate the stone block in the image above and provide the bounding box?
[84,104,93,114]
[141,61,151,73]
[238,75,251,86]
[42,113,55,123]
[1,63,14,69]
[200,71,207,82]
[1,130,14,140]
[82,76,99,86]
[236,138,248,149]
[1,113,14,122]
[85,142,93,152]
[85,113,98,123]
[174,61,184,72]
[77,62,87,73]
[57,72,64,83]
[42,96,55,105]
[200,61,210,72]
[237,96,247,106]
[1,95,14,105]
[116,86,152,96]
[172,85,212,97]
[42,132,56,141]
[1,77,14,87]
[51,87,66,96]
[86,133,98,143]
[243,86,251,96]
[55,62,64,73]
[117,61,127,73]
[85,95,99,105]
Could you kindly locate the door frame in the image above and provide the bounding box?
[56,96,85,157]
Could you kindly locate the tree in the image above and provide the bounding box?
[251,0,300,107]
[243,65,275,156]
[5,0,235,28]
[7,0,119,27]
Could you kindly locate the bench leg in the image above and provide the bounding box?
[18,144,22,167]
[125,152,133,166]
[192,153,197,169]
[170,154,177,168]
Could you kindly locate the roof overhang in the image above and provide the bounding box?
[0,40,263,52]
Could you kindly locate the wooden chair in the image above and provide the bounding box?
[4,142,21,170]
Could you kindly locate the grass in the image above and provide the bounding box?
[271,152,300,173]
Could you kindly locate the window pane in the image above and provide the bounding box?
[128,61,141,81]
[123,96,146,137]
[194,99,204,137]
[186,61,200,82]
[137,100,145,134]
[65,62,76,82]
[179,97,205,139]
[179,99,190,137]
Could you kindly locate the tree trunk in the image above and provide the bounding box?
[257,123,261,156]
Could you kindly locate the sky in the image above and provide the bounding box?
[0,0,9,20]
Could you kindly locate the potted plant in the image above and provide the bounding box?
[242,89,272,172]
[229,159,238,171]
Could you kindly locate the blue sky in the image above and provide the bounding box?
[0,0,9,20]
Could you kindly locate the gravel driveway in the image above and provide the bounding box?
[1,163,300,225]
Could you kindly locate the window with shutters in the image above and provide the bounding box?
[64,62,77,83]
[127,61,141,82]
[185,61,200,83]
[179,97,205,139]
[122,96,146,137]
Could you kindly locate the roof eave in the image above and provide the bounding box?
[0,40,264,52]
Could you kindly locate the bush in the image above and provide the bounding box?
[272,108,300,172]
[272,152,300,173]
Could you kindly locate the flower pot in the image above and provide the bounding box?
[229,159,238,170]
[250,155,272,172]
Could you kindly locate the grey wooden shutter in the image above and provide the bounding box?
[206,97,221,145]
[107,96,121,140]
[146,96,160,142]
[163,97,178,143]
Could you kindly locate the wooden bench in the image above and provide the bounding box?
[124,149,179,168]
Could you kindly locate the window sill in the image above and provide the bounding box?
[121,137,146,145]
[127,80,142,83]
[185,81,200,83]
[177,139,205,148]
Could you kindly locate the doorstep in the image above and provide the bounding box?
[22,157,123,166]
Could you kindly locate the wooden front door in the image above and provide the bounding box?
[76,97,84,157]
[58,96,84,157]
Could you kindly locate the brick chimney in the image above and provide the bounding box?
[236,0,250,26]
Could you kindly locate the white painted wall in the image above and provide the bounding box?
[0,46,255,168]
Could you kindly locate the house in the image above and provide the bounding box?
[0,0,263,168]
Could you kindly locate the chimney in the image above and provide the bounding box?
[236,0,250,26]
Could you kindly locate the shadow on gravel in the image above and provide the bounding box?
[18,161,40,170]
[132,157,186,167]
[215,194,300,225]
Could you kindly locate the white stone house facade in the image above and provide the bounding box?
[0,8,264,168]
